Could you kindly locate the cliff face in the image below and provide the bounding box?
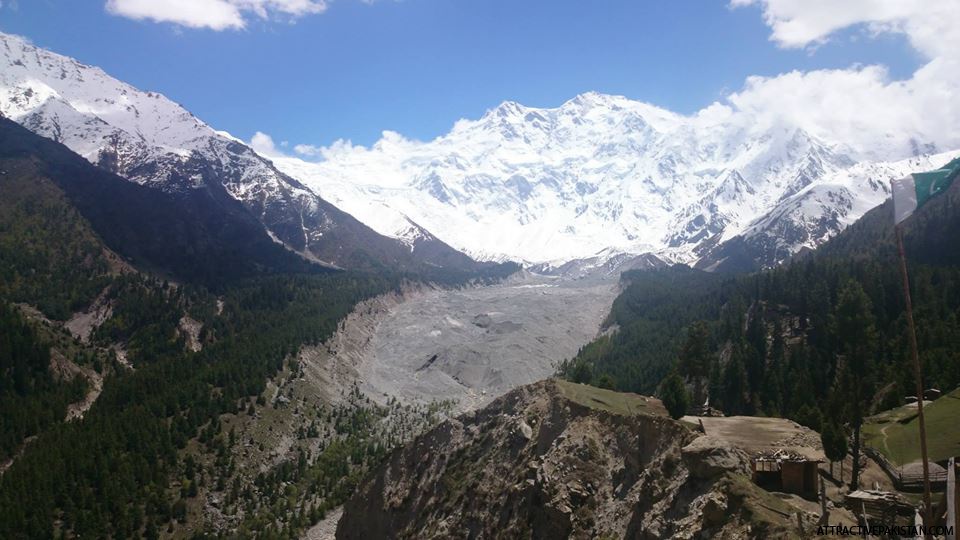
[336,380,802,539]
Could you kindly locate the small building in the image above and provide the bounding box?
[904,388,942,403]
[752,450,822,499]
[845,490,915,526]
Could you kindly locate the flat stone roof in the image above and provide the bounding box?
[681,415,825,461]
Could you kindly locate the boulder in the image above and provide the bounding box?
[681,436,750,479]
[517,419,534,440]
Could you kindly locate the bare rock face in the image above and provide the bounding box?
[335,380,799,539]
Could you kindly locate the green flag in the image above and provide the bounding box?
[892,157,960,225]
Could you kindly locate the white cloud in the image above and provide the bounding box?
[231,0,328,19]
[731,0,959,59]
[293,143,324,157]
[105,0,328,30]
[249,131,285,157]
[720,0,960,158]
[106,0,244,30]
[291,138,371,160]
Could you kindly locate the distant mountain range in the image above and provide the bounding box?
[0,32,487,277]
[2,32,957,272]
[279,94,958,270]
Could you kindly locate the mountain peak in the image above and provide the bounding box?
[276,89,933,267]
[562,91,621,109]
[485,99,527,119]
[1,33,491,274]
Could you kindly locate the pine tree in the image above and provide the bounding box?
[569,359,593,385]
[721,343,750,416]
[834,280,877,490]
[821,421,848,480]
[707,357,723,410]
[760,318,786,415]
[659,371,690,420]
[677,321,711,409]
[595,373,617,390]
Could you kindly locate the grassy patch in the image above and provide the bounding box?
[863,388,960,465]
[555,379,666,417]
[721,474,800,537]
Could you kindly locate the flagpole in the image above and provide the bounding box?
[895,224,933,536]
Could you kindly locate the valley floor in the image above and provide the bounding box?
[216,270,621,538]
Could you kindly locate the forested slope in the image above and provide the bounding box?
[0,118,321,290]
[0,303,89,463]
[564,177,960,429]
[0,119,517,538]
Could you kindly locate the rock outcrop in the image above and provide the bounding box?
[681,435,751,480]
[336,379,803,539]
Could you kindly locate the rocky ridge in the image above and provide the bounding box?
[336,379,809,539]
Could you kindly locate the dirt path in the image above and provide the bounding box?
[879,424,893,457]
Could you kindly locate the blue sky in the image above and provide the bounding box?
[0,1,921,149]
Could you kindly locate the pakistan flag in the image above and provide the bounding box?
[892,157,960,225]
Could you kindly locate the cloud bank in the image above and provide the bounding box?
[105,0,328,30]
[257,0,960,165]
[730,0,957,58]
[723,0,960,158]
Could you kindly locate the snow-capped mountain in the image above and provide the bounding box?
[695,151,960,271]
[0,32,480,273]
[4,32,955,272]
[273,93,958,269]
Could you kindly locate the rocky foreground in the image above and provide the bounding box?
[336,379,805,539]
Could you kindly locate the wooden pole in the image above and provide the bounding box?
[820,474,829,526]
[947,457,956,540]
[895,225,933,537]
